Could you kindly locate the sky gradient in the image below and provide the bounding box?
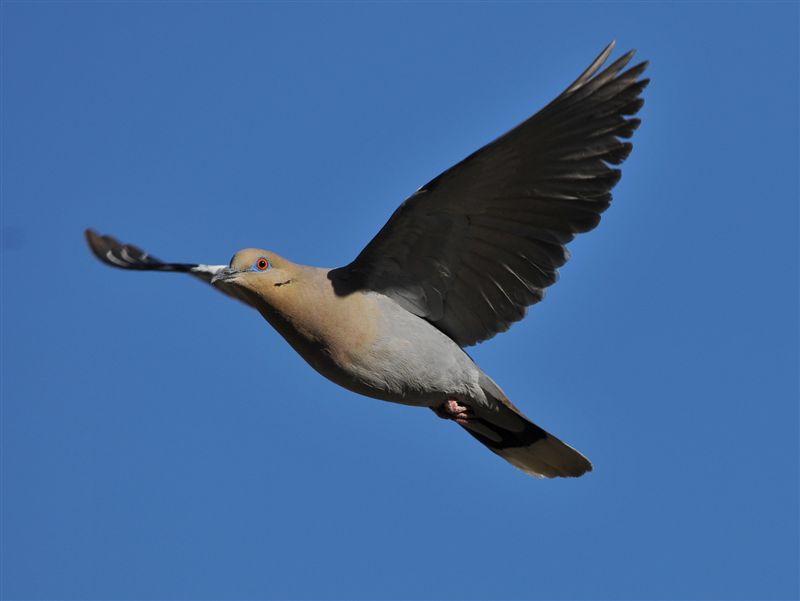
[2,2,798,599]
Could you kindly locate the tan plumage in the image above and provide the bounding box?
[85,42,648,478]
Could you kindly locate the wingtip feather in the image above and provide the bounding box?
[565,41,617,93]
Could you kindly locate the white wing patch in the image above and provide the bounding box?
[105,250,129,267]
[190,264,227,276]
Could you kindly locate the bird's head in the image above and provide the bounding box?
[211,248,298,295]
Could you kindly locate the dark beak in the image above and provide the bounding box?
[210,267,242,285]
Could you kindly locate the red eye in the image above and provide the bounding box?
[256,257,269,271]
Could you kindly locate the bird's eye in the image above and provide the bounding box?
[254,257,271,271]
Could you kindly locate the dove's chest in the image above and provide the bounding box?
[308,293,483,406]
[256,279,481,406]
[253,277,385,393]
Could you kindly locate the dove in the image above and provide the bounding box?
[86,42,648,478]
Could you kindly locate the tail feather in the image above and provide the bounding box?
[463,376,592,478]
[463,418,592,478]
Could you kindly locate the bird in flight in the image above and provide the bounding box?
[86,42,648,478]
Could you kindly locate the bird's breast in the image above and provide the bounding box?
[254,275,479,406]
[254,279,383,388]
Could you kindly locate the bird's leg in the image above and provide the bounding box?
[432,399,472,425]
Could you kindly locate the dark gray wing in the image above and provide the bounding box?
[85,229,248,303]
[85,228,222,280]
[330,42,649,347]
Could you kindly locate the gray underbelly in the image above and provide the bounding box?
[259,292,487,408]
[336,296,486,407]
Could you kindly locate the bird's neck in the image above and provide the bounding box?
[252,267,379,368]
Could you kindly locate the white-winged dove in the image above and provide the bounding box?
[86,42,648,478]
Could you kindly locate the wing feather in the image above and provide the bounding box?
[329,43,648,346]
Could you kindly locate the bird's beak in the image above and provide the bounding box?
[210,267,242,285]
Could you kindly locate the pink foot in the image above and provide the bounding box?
[433,399,472,425]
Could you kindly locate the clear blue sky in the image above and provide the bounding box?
[2,2,797,600]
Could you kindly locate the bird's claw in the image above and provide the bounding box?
[433,399,472,425]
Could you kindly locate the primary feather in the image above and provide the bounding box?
[331,41,649,347]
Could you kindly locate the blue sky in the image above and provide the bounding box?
[2,2,797,600]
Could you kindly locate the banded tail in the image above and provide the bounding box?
[463,377,592,478]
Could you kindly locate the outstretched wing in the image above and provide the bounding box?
[84,229,246,303]
[330,42,649,347]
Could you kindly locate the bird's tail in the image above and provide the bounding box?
[462,377,592,478]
